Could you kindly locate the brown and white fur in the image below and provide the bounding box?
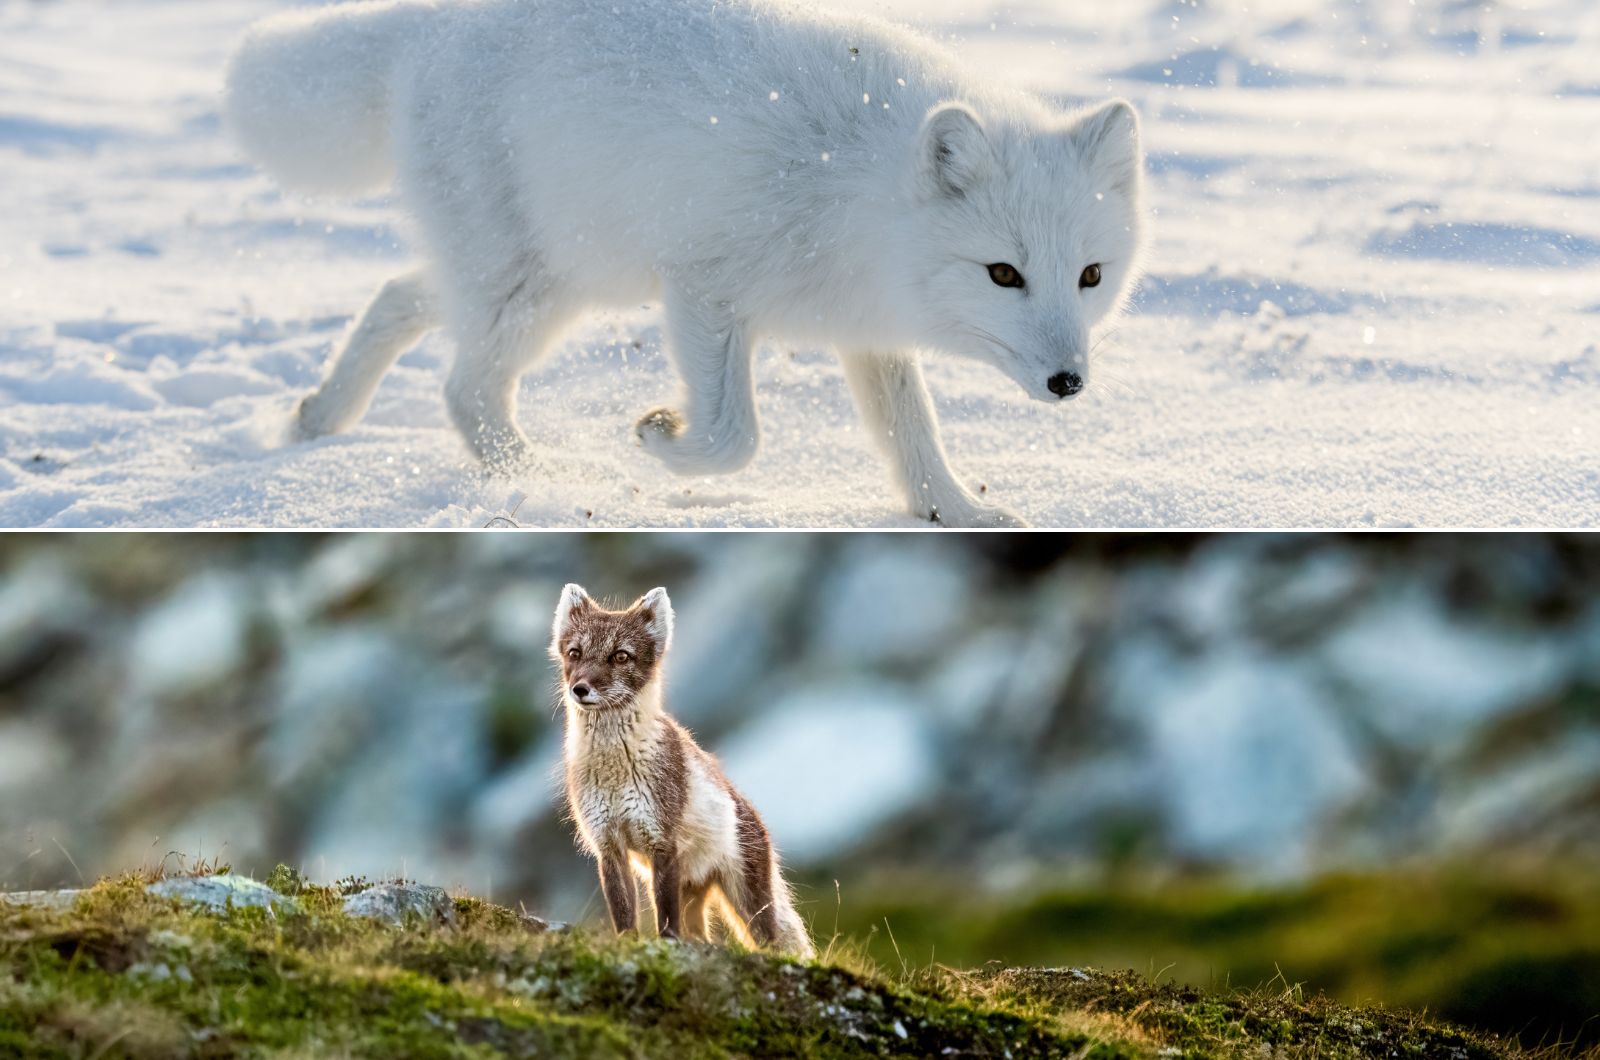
[552,584,813,957]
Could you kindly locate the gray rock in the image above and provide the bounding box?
[814,541,973,668]
[342,882,456,927]
[147,875,297,913]
[665,539,816,725]
[0,889,80,911]
[1118,649,1367,874]
[0,722,71,802]
[0,559,92,685]
[1320,589,1568,749]
[125,573,251,700]
[716,683,937,861]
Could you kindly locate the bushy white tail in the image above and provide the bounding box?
[223,1,434,195]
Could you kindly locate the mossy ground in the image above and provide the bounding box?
[816,865,1600,1052]
[2,873,1594,1059]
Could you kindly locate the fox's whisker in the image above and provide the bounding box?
[939,323,1021,361]
[1091,325,1124,352]
[1089,368,1136,398]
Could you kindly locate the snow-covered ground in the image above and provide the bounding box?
[2,0,1597,527]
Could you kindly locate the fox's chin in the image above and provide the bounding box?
[570,695,632,712]
[1006,376,1072,403]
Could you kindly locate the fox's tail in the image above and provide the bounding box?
[223,0,435,195]
[770,866,816,960]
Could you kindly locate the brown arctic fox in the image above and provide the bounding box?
[552,584,813,957]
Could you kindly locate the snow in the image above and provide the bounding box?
[1,0,1596,527]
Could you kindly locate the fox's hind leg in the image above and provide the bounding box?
[398,119,574,472]
[841,350,1027,528]
[680,880,713,942]
[443,267,575,472]
[636,283,759,475]
[296,269,438,438]
[714,792,784,949]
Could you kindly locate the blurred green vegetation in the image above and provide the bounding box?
[816,867,1600,1050]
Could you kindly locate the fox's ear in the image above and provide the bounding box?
[916,102,994,199]
[630,587,674,653]
[551,583,594,646]
[1070,98,1142,196]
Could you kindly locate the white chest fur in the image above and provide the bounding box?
[563,698,742,884]
[565,705,669,855]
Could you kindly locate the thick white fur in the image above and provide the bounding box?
[225,0,1146,527]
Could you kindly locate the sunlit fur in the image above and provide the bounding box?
[224,0,1146,527]
[551,585,813,957]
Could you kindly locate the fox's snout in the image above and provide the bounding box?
[1047,370,1084,398]
[566,674,613,708]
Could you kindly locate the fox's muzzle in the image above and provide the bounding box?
[1047,371,1083,398]
[569,681,600,706]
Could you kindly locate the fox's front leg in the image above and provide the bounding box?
[598,850,637,934]
[841,350,1026,528]
[636,283,759,475]
[650,849,683,940]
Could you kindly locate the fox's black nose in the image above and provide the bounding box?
[571,683,591,699]
[1047,371,1083,397]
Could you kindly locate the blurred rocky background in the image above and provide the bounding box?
[2,533,1597,1044]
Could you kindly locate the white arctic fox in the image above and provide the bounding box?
[224,0,1146,527]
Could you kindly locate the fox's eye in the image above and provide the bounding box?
[987,262,1025,289]
[611,650,631,664]
[1079,263,1101,289]
[566,648,580,661]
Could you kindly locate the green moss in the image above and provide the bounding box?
[263,865,303,898]
[819,865,1600,1050]
[981,967,1519,1060]
[451,896,527,934]
[0,876,1588,1059]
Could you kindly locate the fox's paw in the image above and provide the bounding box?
[924,498,1029,529]
[635,406,693,471]
[635,406,685,443]
[477,433,537,478]
[636,406,757,475]
[294,391,344,441]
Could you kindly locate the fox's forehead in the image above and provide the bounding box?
[980,133,1137,266]
[561,609,645,646]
